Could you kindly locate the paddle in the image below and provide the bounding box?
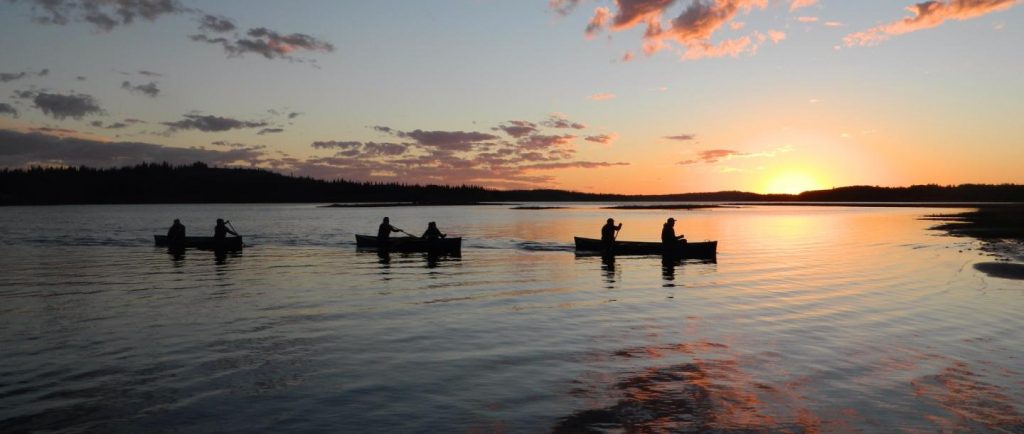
[225,220,241,237]
[396,228,420,239]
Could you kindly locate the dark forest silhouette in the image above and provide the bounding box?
[1,162,1023,205]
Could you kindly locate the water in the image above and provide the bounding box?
[0,204,1021,432]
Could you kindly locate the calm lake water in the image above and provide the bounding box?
[1,204,1022,433]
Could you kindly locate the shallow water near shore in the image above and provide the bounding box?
[1,204,1022,432]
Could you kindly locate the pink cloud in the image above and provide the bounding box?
[586,7,612,38]
[589,92,616,101]
[797,16,819,23]
[789,0,818,11]
[679,149,744,165]
[844,0,1017,47]
[609,0,676,30]
[584,133,619,145]
[571,0,790,61]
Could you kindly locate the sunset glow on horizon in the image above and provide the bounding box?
[1,0,1022,194]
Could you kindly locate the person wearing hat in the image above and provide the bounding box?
[661,217,686,247]
[214,218,238,241]
[601,218,622,253]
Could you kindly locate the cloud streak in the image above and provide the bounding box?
[567,0,789,61]
[0,69,49,82]
[162,114,268,132]
[9,1,334,63]
[121,80,160,97]
[15,90,104,120]
[844,0,1018,46]
[190,27,335,62]
[0,103,19,118]
[678,145,793,165]
[299,115,626,187]
[0,128,263,168]
[13,0,190,31]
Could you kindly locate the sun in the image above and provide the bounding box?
[762,172,823,195]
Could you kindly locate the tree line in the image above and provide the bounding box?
[1,162,1022,205]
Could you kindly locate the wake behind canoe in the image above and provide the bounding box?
[574,236,716,258]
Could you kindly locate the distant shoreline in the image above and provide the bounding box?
[3,164,1024,206]
[322,202,511,208]
[602,204,725,210]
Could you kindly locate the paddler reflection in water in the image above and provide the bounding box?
[167,218,186,241]
[421,221,446,241]
[661,217,686,248]
[214,218,238,240]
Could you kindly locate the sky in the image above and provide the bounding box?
[0,0,1021,195]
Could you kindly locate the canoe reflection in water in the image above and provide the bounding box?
[601,254,618,288]
[662,256,690,287]
[364,249,461,269]
[161,245,241,266]
[154,235,243,251]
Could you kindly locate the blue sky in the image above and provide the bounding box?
[1,0,1021,193]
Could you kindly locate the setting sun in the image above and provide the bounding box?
[762,172,824,195]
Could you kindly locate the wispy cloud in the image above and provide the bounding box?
[90,120,132,129]
[197,14,235,33]
[494,120,539,138]
[678,145,793,165]
[679,149,744,165]
[15,90,104,120]
[584,133,618,145]
[541,113,586,129]
[563,0,790,61]
[0,69,49,82]
[550,0,584,16]
[121,80,160,97]
[8,1,334,64]
[844,0,1017,47]
[664,134,696,141]
[0,103,18,118]
[300,115,624,187]
[0,128,264,168]
[190,27,335,62]
[12,0,191,31]
[162,114,268,132]
[789,0,817,11]
[589,92,615,101]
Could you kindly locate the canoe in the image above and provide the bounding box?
[574,237,716,258]
[154,235,243,250]
[355,234,461,253]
